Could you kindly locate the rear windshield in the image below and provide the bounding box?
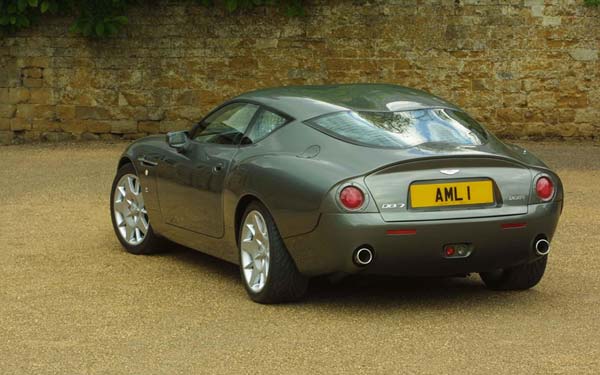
[305,108,488,149]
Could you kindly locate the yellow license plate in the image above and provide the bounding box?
[410,180,494,208]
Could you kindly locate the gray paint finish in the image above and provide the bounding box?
[117,84,563,277]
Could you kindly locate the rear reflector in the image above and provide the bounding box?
[443,243,473,258]
[386,229,417,235]
[501,222,527,229]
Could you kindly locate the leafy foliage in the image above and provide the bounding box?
[1,0,595,38]
[67,0,131,37]
[0,0,42,32]
[0,0,305,37]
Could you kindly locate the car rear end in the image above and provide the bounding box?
[284,107,563,277]
[286,158,562,277]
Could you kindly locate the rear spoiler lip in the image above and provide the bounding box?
[364,153,548,177]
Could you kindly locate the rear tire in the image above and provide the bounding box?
[110,163,166,255]
[238,201,308,304]
[480,256,547,290]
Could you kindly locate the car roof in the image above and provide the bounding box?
[235,84,459,121]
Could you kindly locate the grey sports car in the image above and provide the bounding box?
[110,84,563,303]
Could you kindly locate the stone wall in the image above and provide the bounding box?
[0,0,599,145]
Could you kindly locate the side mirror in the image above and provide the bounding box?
[166,131,189,152]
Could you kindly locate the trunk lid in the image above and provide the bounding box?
[364,156,532,222]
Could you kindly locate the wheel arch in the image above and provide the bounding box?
[228,154,342,240]
[232,193,309,292]
[117,155,142,178]
[234,194,263,246]
[117,156,133,169]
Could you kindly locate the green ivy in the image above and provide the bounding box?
[67,0,132,37]
[0,0,39,32]
[1,0,596,38]
[0,0,304,37]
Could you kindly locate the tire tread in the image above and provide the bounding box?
[480,256,547,291]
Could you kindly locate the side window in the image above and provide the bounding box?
[246,109,288,143]
[193,103,259,145]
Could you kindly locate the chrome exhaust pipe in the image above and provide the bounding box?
[353,247,374,266]
[535,238,550,256]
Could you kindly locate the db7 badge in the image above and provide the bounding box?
[381,203,405,209]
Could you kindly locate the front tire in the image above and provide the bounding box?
[480,256,548,290]
[238,201,308,303]
[110,163,165,255]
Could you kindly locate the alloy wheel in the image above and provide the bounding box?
[240,210,271,293]
[113,173,149,246]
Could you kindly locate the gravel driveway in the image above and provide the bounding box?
[1,141,599,374]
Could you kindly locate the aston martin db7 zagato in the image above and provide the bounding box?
[110,84,562,303]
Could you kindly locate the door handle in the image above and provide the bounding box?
[138,156,158,167]
[212,163,224,173]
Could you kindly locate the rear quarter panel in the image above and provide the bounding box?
[226,123,363,239]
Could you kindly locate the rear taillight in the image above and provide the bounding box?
[339,186,365,210]
[536,176,554,201]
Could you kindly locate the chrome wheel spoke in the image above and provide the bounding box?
[243,260,254,270]
[254,229,265,245]
[241,237,258,257]
[246,222,256,238]
[114,199,129,215]
[248,267,261,288]
[136,217,148,235]
[252,213,267,243]
[124,222,134,242]
[127,176,136,194]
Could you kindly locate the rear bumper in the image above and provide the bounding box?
[285,201,562,277]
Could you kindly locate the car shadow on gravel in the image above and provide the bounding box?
[309,275,490,304]
[157,243,544,308]
[302,275,550,312]
[155,242,240,282]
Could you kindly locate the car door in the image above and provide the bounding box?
[156,102,259,238]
